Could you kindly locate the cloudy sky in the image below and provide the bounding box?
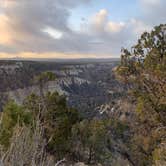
[0,0,165,58]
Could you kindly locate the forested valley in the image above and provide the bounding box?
[0,24,165,166]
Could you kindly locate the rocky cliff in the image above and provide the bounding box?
[0,60,125,117]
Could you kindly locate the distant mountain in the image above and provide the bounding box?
[0,58,120,63]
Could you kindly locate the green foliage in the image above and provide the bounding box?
[71,119,110,164]
[23,91,80,158]
[2,91,130,164]
[36,71,56,83]
[0,101,32,148]
[110,119,129,138]
[35,71,56,97]
[23,93,41,115]
[117,24,166,165]
[0,90,81,161]
[152,144,166,166]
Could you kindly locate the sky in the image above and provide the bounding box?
[0,0,165,59]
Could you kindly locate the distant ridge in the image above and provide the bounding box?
[0,58,120,63]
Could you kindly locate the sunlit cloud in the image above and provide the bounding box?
[42,27,63,39]
[0,51,112,59]
[0,15,12,44]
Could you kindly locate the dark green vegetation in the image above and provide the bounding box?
[0,72,127,165]
[0,101,32,148]
[0,24,165,165]
[116,24,166,166]
[0,94,128,165]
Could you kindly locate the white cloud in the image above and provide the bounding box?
[89,9,150,36]
[91,9,108,33]
[82,9,154,56]
[43,27,63,39]
[106,22,125,33]
[90,9,125,34]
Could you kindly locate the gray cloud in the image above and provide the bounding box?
[140,0,166,25]
[0,0,94,54]
[0,0,165,57]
